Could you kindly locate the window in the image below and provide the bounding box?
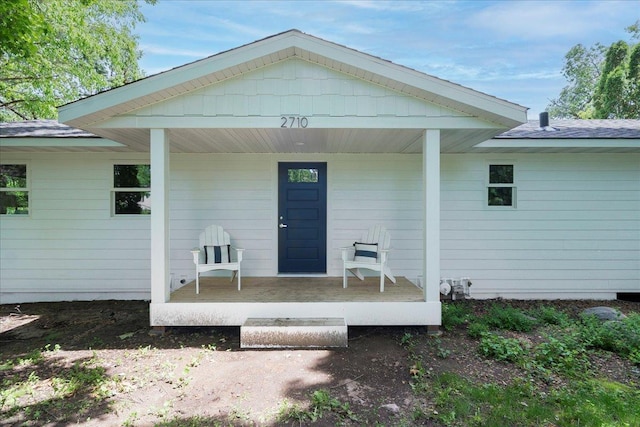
[488,164,515,207]
[113,164,151,215]
[288,168,318,183]
[0,164,29,215]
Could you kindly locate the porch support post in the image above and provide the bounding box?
[150,128,170,303]
[423,129,441,304]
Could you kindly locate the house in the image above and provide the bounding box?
[1,30,638,331]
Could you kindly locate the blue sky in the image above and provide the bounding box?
[137,0,639,119]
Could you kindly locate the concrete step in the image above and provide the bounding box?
[240,317,348,349]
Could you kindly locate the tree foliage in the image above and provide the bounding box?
[547,20,640,119]
[0,0,152,121]
[546,43,606,119]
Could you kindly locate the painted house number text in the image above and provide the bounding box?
[281,116,309,128]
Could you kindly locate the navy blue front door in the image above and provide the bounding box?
[278,162,327,273]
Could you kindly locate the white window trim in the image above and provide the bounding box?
[0,162,30,217]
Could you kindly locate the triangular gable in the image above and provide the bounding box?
[112,58,467,123]
[59,30,527,130]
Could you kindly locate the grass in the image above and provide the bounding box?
[277,389,359,424]
[409,301,640,426]
[418,372,640,427]
[0,349,116,424]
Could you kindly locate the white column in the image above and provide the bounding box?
[423,129,441,303]
[150,129,170,303]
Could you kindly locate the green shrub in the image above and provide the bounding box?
[441,302,471,331]
[482,304,537,332]
[580,312,640,361]
[467,321,489,338]
[532,334,590,377]
[478,332,527,362]
[528,306,571,327]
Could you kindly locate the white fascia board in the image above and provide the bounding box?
[95,115,500,130]
[475,138,640,149]
[0,137,125,147]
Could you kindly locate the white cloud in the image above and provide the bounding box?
[466,0,637,41]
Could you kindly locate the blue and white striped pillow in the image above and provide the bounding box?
[353,242,378,263]
[205,245,231,264]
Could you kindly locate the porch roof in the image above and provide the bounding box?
[3,118,639,154]
[473,119,640,153]
[49,30,528,154]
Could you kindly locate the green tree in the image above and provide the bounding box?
[593,41,639,118]
[0,0,153,121]
[547,20,640,119]
[546,43,606,119]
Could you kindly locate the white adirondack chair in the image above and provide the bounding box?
[190,225,244,293]
[342,225,396,292]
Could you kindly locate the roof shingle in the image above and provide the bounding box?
[496,119,640,139]
[0,120,97,138]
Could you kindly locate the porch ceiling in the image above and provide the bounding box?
[84,127,499,154]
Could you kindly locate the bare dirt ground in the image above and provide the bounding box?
[1,298,638,426]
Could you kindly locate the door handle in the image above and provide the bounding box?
[279,223,288,228]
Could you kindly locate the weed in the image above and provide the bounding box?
[478,332,527,362]
[278,389,358,423]
[0,370,39,411]
[531,334,590,377]
[580,312,640,361]
[441,303,471,331]
[51,361,109,398]
[43,343,61,353]
[276,399,309,424]
[150,400,173,419]
[122,411,139,427]
[467,321,489,338]
[154,415,224,426]
[229,406,252,422]
[431,337,451,359]
[484,304,536,332]
[19,348,44,366]
[528,305,571,327]
[399,331,416,349]
[409,360,431,394]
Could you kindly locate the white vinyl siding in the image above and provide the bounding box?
[441,153,640,299]
[331,154,422,280]
[1,151,638,303]
[128,59,461,120]
[0,153,151,303]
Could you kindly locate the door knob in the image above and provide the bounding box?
[279,223,288,228]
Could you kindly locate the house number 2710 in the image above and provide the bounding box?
[281,116,309,128]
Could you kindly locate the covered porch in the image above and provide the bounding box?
[152,276,438,327]
[57,30,528,331]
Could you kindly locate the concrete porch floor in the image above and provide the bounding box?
[169,276,425,303]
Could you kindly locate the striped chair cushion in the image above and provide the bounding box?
[353,242,378,263]
[205,245,231,264]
